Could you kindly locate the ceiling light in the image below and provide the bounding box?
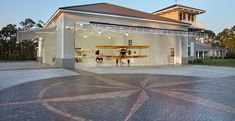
[84,35,87,38]
[108,36,112,39]
[125,32,129,36]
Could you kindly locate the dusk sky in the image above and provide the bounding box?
[1,0,235,34]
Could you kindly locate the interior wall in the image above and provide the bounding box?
[75,29,182,66]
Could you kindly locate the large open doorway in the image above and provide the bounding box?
[74,23,182,68]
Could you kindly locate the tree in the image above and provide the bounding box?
[19,18,36,30]
[36,20,45,28]
[217,26,235,58]
[0,24,17,41]
[218,28,235,49]
[204,30,216,39]
[0,18,44,60]
[0,24,17,60]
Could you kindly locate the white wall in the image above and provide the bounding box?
[44,11,188,67]
[63,12,188,31]
[42,34,56,65]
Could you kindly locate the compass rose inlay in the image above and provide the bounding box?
[1,73,235,121]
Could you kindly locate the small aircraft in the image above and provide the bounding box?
[95,45,149,65]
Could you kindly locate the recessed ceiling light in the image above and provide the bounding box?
[98,30,102,34]
[125,32,129,36]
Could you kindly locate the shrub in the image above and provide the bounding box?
[226,50,235,59]
[188,60,193,64]
[192,59,203,64]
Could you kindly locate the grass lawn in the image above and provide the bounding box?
[195,59,235,67]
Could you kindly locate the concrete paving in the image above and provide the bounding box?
[0,61,78,90]
[78,65,235,78]
[0,61,55,70]
[0,69,79,90]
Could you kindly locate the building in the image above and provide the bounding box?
[17,3,207,68]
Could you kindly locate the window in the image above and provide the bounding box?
[128,39,132,46]
[183,13,186,20]
[188,14,191,21]
[179,13,183,20]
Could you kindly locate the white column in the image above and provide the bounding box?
[190,42,194,56]
[202,51,205,59]
[38,39,42,57]
[55,13,75,68]
[197,51,200,59]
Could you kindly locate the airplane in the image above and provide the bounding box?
[95,45,149,63]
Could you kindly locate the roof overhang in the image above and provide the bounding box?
[153,5,206,15]
[44,8,191,28]
[17,27,56,41]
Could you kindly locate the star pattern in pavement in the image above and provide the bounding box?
[1,74,235,121]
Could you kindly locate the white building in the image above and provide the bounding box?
[17,3,206,68]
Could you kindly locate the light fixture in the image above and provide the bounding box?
[65,26,70,29]
[65,26,73,30]
[125,32,129,36]
[84,35,87,38]
[98,30,102,34]
[108,36,112,39]
[79,23,83,26]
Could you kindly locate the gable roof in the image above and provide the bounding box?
[58,3,190,25]
[153,4,206,14]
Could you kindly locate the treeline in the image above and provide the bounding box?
[0,18,44,61]
[217,26,235,58]
[200,26,235,59]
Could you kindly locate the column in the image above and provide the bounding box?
[190,42,194,56]
[197,51,200,59]
[55,13,75,69]
[202,51,205,59]
[37,37,43,63]
[181,36,188,64]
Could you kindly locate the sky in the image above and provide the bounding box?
[0,0,235,34]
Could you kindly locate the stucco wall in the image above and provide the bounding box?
[42,34,56,65]
[43,11,190,67]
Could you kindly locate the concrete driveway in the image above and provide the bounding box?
[0,61,78,90]
[78,65,235,78]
